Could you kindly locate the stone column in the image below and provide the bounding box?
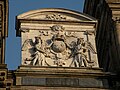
[0,0,8,64]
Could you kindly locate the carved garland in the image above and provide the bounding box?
[45,14,66,20]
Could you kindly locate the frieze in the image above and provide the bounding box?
[22,25,97,67]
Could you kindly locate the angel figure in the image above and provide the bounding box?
[22,36,47,66]
[71,38,86,67]
[70,38,97,67]
[31,36,46,66]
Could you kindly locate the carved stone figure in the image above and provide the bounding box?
[21,24,98,67]
[23,36,47,66]
[31,36,46,66]
[69,38,86,67]
[69,38,97,67]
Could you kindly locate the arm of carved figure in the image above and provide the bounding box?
[35,45,51,57]
[68,47,76,58]
[49,49,58,58]
[66,43,73,50]
[82,47,87,53]
[36,47,46,54]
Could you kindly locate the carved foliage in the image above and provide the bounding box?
[45,14,66,20]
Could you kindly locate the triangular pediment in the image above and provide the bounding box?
[17,8,97,22]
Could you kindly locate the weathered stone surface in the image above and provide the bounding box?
[13,8,112,89]
[16,8,99,68]
[21,77,104,87]
[10,87,110,90]
[14,66,109,89]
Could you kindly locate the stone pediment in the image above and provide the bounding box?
[17,8,97,22]
[16,8,99,68]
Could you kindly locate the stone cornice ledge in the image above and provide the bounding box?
[14,66,115,78]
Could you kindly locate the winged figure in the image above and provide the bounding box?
[22,37,48,66]
[22,39,35,51]
[84,41,97,54]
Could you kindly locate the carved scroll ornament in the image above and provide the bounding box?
[45,14,66,20]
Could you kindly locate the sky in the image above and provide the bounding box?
[6,0,85,70]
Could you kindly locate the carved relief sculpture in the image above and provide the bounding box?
[21,24,98,68]
[45,14,66,20]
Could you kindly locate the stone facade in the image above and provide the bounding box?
[16,8,98,68]
[1,0,120,89]
[9,8,109,90]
